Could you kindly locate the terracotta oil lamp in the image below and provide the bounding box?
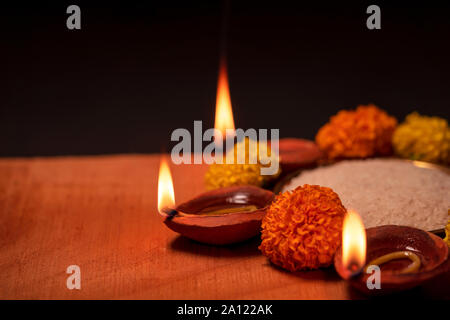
[158,158,274,245]
[334,210,450,295]
[278,138,323,174]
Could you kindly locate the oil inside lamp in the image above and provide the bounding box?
[197,204,258,216]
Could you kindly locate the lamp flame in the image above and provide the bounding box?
[214,60,235,139]
[157,157,175,213]
[342,210,367,276]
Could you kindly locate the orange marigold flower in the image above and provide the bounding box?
[259,184,346,271]
[316,104,397,160]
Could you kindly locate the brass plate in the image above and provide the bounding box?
[273,159,449,236]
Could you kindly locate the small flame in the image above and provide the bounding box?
[342,210,367,275]
[157,157,175,213]
[214,60,235,138]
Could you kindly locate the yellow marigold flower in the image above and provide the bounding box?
[259,184,346,271]
[205,138,279,189]
[392,112,450,165]
[316,104,397,160]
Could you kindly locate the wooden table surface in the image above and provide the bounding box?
[0,154,448,299]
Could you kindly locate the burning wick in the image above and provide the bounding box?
[342,210,367,279]
[365,251,421,274]
[213,59,236,154]
[346,261,364,278]
[158,157,177,219]
[160,207,196,219]
[161,207,178,219]
[214,59,235,140]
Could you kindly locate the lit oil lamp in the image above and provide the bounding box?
[334,210,450,294]
[157,157,274,245]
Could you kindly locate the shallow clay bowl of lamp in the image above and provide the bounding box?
[277,138,323,175]
[334,225,450,295]
[160,185,275,245]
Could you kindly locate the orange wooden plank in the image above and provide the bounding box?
[0,155,447,299]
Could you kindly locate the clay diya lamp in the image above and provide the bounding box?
[158,158,274,245]
[277,138,323,175]
[161,186,274,245]
[334,211,450,295]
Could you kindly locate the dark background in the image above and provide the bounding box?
[2,1,449,157]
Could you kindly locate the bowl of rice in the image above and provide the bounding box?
[277,158,450,232]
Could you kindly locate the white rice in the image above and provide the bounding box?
[283,159,450,231]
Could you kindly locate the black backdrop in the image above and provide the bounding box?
[2,1,449,157]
